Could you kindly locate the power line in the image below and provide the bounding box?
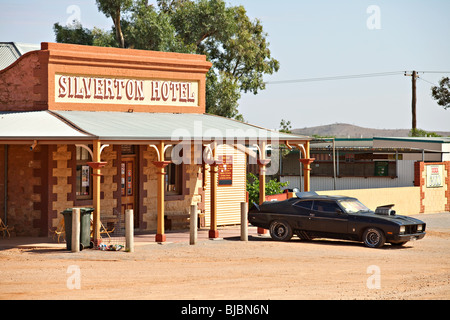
[265,70,450,85]
[418,77,438,86]
[420,71,450,74]
[265,71,405,85]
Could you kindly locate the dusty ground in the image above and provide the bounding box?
[0,213,449,301]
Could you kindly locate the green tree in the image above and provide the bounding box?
[431,77,450,110]
[95,0,133,48]
[279,119,292,133]
[122,0,185,52]
[409,128,442,137]
[161,0,279,119]
[53,0,279,120]
[246,173,289,208]
[53,21,94,45]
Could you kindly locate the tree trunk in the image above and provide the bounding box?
[113,9,125,48]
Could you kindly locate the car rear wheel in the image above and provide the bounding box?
[269,220,293,241]
[363,228,386,248]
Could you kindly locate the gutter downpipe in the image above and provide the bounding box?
[4,145,7,237]
[332,138,337,190]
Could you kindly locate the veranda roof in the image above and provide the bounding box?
[0,110,309,144]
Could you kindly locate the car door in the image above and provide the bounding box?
[308,200,349,234]
[292,200,314,230]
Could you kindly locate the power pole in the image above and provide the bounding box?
[405,71,419,134]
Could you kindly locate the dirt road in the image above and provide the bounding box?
[0,213,449,300]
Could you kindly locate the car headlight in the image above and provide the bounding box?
[399,226,406,234]
[417,224,423,232]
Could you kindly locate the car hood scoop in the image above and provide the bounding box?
[375,204,396,216]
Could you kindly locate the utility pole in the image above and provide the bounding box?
[405,71,419,134]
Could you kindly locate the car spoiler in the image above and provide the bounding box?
[252,202,260,212]
[295,191,319,198]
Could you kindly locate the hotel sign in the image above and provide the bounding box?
[55,74,199,107]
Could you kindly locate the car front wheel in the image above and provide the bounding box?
[363,228,386,248]
[269,220,293,241]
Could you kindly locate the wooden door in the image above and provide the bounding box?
[121,157,138,228]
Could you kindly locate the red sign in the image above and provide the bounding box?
[218,156,233,186]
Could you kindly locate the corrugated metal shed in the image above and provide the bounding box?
[0,42,40,70]
[204,144,247,227]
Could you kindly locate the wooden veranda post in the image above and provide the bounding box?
[209,142,219,239]
[299,141,314,192]
[92,140,101,246]
[257,141,271,235]
[153,142,170,243]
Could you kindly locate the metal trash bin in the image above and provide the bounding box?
[61,208,94,250]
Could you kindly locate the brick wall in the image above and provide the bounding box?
[415,161,450,214]
[0,52,46,111]
[0,146,5,228]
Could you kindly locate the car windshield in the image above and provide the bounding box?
[338,199,371,214]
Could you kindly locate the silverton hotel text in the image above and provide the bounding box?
[56,74,199,107]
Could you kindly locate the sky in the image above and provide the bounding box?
[1,0,449,132]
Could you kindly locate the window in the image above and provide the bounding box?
[312,200,341,213]
[338,199,370,214]
[164,146,182,196]
[293,200,313,210]
[76,146,92,200]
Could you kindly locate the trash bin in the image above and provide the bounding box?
[61,208,94,251]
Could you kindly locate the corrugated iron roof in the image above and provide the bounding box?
[0,111,92,140]
[0,110,309,143]
[54,111,310,142]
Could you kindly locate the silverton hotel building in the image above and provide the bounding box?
[0,42,312,244]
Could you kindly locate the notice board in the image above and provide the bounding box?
[218,155,233,186]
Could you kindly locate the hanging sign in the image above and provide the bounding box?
[218,155,233,186]
[55,74,199,107]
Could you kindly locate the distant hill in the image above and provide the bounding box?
[292,123,450,138]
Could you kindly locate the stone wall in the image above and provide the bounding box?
[141,145,203,231]
[1,145,42,236]
[51,145,74,231]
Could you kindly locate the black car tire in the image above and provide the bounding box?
[362,227,386,248]
[269,220,293,241]
[390,241,408,247]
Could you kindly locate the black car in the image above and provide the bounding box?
[249,192,426,248]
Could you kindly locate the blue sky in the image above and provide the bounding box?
[1,0,449,132]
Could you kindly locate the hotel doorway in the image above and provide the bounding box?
[121,155,138,228]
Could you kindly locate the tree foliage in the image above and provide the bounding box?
[246,173,289,208]
[53,21,94,45]
[431,77,450,110]
[95,0,133,48]
[279,119,292,133]
[53,0,279,120]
